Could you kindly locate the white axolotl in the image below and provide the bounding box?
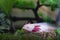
[22,22,56,33]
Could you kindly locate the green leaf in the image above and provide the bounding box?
[39,0,45,4]
[15,0,36,9]
[40,0,60,5]
[44,16,52,23]
[0,0,14,17]
[57,29,60,35]
[40,0,60,11]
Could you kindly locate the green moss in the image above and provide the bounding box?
[43,16,53,23]
[38,12,43,17]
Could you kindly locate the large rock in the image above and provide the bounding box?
[12,8,35,18]
[11,8,35,28]
[38,6,58,21]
